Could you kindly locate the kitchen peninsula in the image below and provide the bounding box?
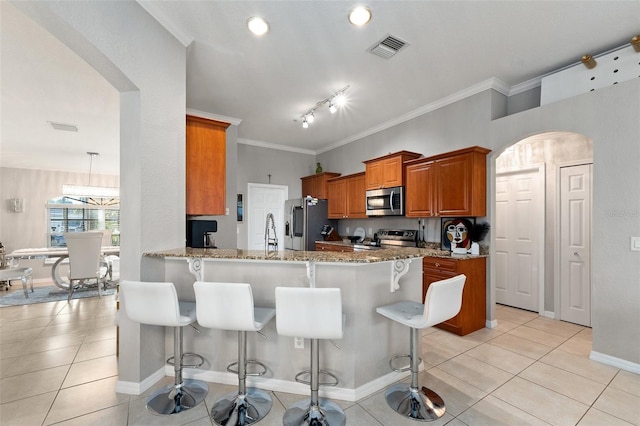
[122,247,441,401]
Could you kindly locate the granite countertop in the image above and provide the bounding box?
[144,245,486,263]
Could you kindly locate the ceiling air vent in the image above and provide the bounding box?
[368,34,408,59]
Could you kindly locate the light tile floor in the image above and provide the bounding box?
[0,281,638,425]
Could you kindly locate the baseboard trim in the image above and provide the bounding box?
[543,311,556,319]
[170,366,413,402]
[486,319,498,329]
[590,351,640,374]
[115,367,165,395]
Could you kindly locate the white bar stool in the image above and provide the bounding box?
[0,267,33,297]
[194,281,276,426]
[376,274,466,421]
[275,287,345,426]
[120,280,208,415]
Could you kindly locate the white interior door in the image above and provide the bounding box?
[495,168,543,312]
[559,164,592,326]
[247,183,288,250]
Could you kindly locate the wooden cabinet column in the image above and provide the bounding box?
[186,115,230,215]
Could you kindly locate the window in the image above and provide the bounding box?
[47,197,120,247]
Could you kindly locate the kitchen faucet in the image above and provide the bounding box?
[265,212,278,251]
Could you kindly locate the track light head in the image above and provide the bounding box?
[302,119,309,129]
[306,112,315,123]
[328,103,337,114]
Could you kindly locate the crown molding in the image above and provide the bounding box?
[186,109,242,126]
[317,78,511,154]
[137,1,193,47]
[238,138,316,155]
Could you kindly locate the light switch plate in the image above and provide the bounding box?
[631,236,640,252]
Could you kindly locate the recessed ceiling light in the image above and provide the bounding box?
[247,16,269,36]
[348,6,371,26]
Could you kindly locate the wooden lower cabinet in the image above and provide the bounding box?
[315,242,353,252]
[423,256,486,336]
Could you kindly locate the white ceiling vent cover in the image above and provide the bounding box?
[368,34,408,59]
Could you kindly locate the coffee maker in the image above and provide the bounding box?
[186,220,218,248]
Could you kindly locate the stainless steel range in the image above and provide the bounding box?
[353,229,417,251]
[377,229,417,247]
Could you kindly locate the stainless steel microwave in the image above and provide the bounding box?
[366,186,404,216]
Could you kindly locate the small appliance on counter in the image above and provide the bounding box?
[186,219,218,248]
[321,225,341,241]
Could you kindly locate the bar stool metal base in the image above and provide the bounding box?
[283,398,346,426]
[210,388,272,425]
[384,383,445,421]
[146,379,209,415]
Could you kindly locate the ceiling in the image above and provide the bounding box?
[2,1,639,175]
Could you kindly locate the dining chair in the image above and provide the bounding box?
[64,232,104,302]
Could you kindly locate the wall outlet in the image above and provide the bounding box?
[294,337,304,349]
[345,227,350,234]
[631,236,640,252]
[368,227,373,235]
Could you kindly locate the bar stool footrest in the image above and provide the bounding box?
[389,353,421,373]
[167,352,205,369]
[226,359,268,376]
[294,369,339,387]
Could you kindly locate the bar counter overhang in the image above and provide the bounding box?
[116,247,443,402]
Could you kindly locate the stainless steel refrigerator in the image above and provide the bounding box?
[284,198,336,251]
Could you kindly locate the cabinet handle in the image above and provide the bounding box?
[435,262,440,267]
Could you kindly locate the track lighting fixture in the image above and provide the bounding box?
[296,85,350,129]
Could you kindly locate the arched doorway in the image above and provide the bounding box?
[493,132,593,326]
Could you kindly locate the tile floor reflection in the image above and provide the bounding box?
[0,281,638,425]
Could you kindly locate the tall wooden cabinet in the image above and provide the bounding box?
[327,172,367,219]
[186,115,230,215]
[405,146,490,217]
[423,256,486,336]
[363,151,422,190]
[301,172,341,199]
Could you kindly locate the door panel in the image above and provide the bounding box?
[247,184,287,251]
[495,169,542,311]
[560,165,592,326]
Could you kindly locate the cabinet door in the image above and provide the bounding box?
[186,116,228,215]
[405,161,435,217]
[301,177,315,199]
[327,179,347,219]
[346,174,367,218]
[365,161,384,190]
[382,156,403,188]
[435,153,473,216]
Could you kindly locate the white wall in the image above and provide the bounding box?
[12,0,187,384]
[490,80,640,368]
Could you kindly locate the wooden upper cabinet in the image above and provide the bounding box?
[364,151,422,190]
[405,160,435,218]
[327,178,347,219]
[405,146,491,217]
[327,172,367,219]
[186,115,230,215]
[301,172,341,199]
[346,172,367,218]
